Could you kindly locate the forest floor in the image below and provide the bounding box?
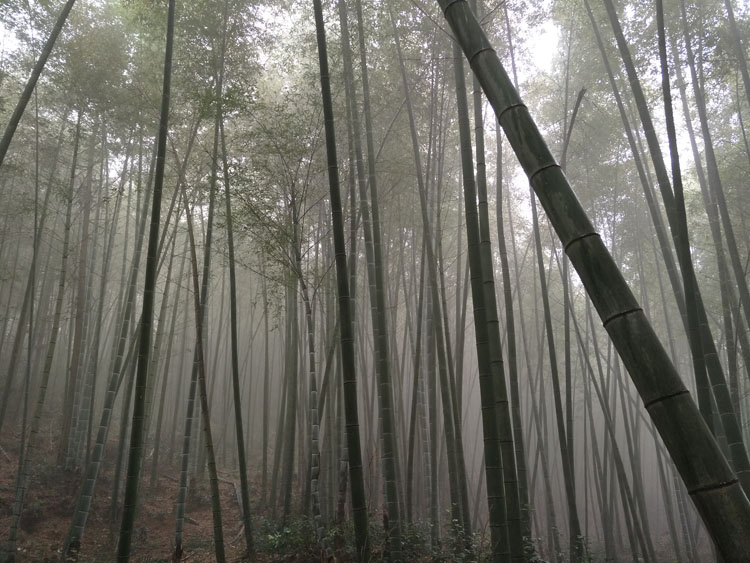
[0,426,695,562]
[0,427,325,562]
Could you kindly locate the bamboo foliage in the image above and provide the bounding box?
[0,0,77,167]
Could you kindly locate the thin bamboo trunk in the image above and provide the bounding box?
[116,0,176,557]
[1,115,79,562]
[469,11,524,555]
[0,110,71,436]
[311,0,370,555]
[150,234,187,487]
[389,8,468,545]
[529,192,583,560]
[723,0,750,107]
[453,37,507,561]
[173,174,226,563]
[60,118,99,464]
[220,109,254,556]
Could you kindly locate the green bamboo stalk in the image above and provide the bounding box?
[723,0,750,107]
[495,128,530,543]
[529,191,583,560]
[469,8,524,554]
[453,39,507,561]
[0,109,71,437]
[668,0,750,493]
[150,234,186,488]
[220,112,254,558]
[406,242,426,522]
[311,0,369,555]
[116,0,175,557]
[349,0,403,552]
[389,7,468,544]
[173,176,226,563]
[2,114,79,562]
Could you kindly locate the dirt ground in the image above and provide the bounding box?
[0,427,306,562]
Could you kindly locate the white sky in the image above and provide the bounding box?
[0,21,20,62]
[528,19,560,75]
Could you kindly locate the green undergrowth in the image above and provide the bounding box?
[254,514,494,561]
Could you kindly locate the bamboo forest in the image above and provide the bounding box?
[2,0,750,560]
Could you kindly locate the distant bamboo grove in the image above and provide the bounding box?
[1,0,749,561]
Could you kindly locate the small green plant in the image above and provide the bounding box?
[256,515,317,558]
[400,520,431,560]
[523,535,549,563]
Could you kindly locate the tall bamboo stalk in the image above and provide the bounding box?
[453,38,507,561]
[311,0,369,556]
[116,0,176,557]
